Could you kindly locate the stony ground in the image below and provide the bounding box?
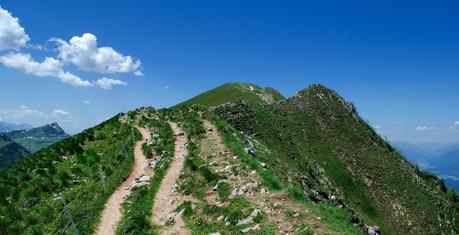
[192,119,341,234]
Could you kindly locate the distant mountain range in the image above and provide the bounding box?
[4,122,68,153]
[392,141,459,192]
[0,120,32,132]
[0,122,68,169]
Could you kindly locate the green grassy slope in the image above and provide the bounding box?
[177,82,285,107]
[0,113,141,234]
[0,134,31,169]
[5,123,68,153]
[185,83,459,234]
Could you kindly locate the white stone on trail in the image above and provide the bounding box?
[241,224,260,233]
[137,175,150,182]
[236,209,260,226]
[132,181,149,188]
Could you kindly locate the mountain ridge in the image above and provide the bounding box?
[0,82,457,234]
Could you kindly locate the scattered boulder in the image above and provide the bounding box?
[244,139,257,156]
[146,138,155,146]
[137,175,150,182]
[209,233,221,235]
[132,181,149,188]
[161,213,176,225]
[365,225,381,235]
[229,187,245,199]
[236,209,259,226]
[241,224,260,233]
[160,209,185,226]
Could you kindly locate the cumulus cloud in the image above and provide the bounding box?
[83,100,91,104]
[0,6,30,51]
[416,126,437,132]
[372,124,382,130]
[51,109,72,120]
[0,52,92,87]
[0,8,137,89]
[455,121,459,127]
[0,105,47,119]
[95,77,127,89]
[53,33,142,75]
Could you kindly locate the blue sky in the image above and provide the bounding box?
[0,1,458,143]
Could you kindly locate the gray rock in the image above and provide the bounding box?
[161,212,176,225]
[209,233,221,235]
[132,181,149,188]
[241,224,260,233]
[365,225,381,235]
[244,139,257,156]
[229,187,245,199]
[236,209,259,226]
[137,175,150,182]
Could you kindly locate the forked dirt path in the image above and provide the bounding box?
[94,127,152,235]
[151,122,191,235]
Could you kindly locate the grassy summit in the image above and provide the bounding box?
[184,82,459,234]
[178,82,285,107]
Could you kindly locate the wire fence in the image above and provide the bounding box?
[45,122,140,234]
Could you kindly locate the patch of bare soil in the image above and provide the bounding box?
[94,127,153,235]
[151,122,191,235]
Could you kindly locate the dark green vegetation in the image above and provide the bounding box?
[116,109,175,235]
[0,133,30,169]
[5,122,68,153]
[0,113,140,234]
[182,82,459,234]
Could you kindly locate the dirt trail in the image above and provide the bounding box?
[94,127,152,235]
[201,120,340,234]
[151,122,191,235]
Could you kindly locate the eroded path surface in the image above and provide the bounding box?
[201,120,340,234]
[95,127,152,235]
[151,122,191,235]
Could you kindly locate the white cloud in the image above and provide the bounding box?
[0,6,29,51]
[415,126,437,132]
[165,85,170,89]
[0,105,47,119]
[51,109,72,120]
[372,124,382,130]
[53,33,142,75]
[455,121,459,127]
[83,100,91,104]
[95,77,127,89]
[0,52,93,87]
